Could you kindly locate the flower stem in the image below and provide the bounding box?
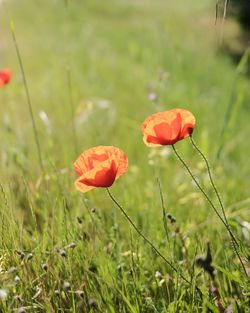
[189,136,247,276]
[157,178,169,243]
[172,144,247,276]
[106,188,195,288]
[189,136,235,237]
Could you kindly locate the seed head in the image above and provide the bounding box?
[148,91,157,102]
[16,250,25,260]
[63,281,71,291]
[26,253,33,261]
[155,271,162,279]
[58,249,67,257]
[76,290,84,297]
[8,266,17,273]
[0,289,7,299]
[68,242,77,249]
[77,216,83,224]
[88,298,98,309]
[14,295,23,303]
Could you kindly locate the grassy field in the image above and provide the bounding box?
[0,0,250,312]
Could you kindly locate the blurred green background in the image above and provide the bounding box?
[0,0,249,311]
[1,0,250,197]
[1,0,250,252]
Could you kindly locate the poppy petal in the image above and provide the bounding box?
[73,146,128,193]
[142,108,195,147]
[80,160,117,187]
[0,69,12,87]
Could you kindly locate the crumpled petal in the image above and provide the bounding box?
[142,108,195,146]
[73,146,128,193]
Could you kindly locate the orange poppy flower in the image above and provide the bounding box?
[0,69,12,87]
[141,108,195,146]
[74,146,128,193]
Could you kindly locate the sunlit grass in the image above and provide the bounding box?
[0,0,249,312]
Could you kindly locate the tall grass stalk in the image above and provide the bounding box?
[64,0,78,155]
[215,0,229,25]
[215,0,219,24]
[172,144,247,276]
[218,0,229,44]
[216,47,250,159]
[222,0,228,21]
[66,66,78,156]
[10,21,44,174]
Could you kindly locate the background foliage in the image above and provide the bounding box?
[229,0,250,30]
[0,0,249,312]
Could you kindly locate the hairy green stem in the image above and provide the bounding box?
[172,144,247,276]
[190,137,235,238]
[189,136,247,275]
[106,188,194,287]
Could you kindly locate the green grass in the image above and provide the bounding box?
[0,0,250,312]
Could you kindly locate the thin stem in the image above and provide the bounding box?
[106,188,203,298]
[11,23,44,174]
[106,188,191,285]
[172,144,247,276]
[190,137,232,233]
[222,0,229,21]
[219,0,229,45]
[66,67,78,155]
[157,178,169,242]
[189,136,247,275]
[215,0,219,25]
[172,145,227,227]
